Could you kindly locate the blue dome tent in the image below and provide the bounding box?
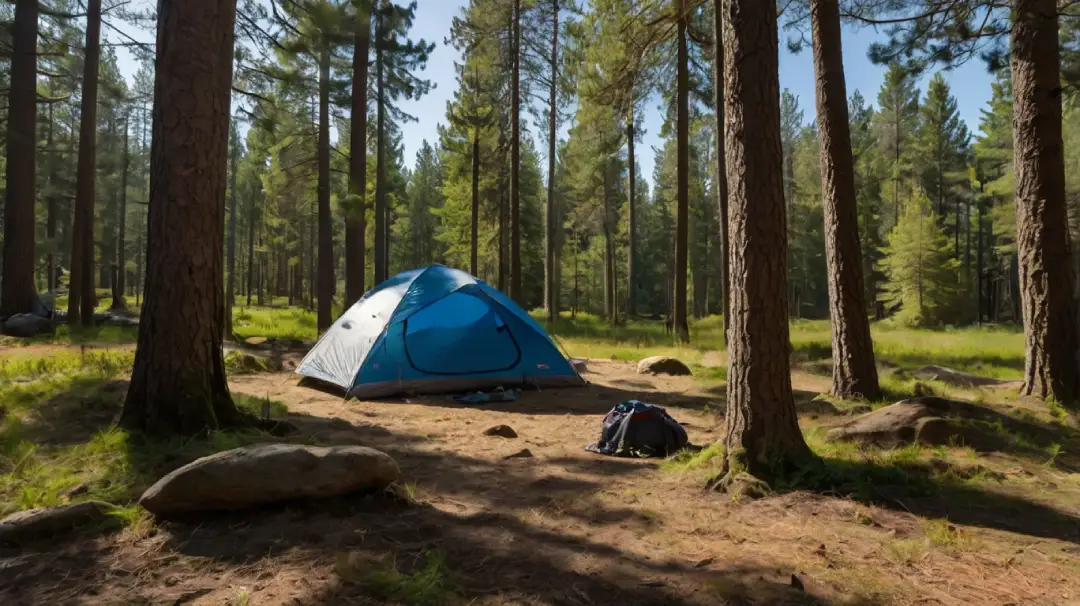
[296,265,585,398]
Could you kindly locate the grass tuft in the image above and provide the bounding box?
[337,550,457,606]
[662,443,725,474]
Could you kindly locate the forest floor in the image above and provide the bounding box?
[2,311,1080,605]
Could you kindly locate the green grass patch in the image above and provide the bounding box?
[0,349,134,383]
[0,353,293,518]
[234,392,289,418]
[662,443,725,474]
[231,306,318,341]
[224,351,277,375]
[336,550,458,606]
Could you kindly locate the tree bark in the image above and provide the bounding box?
[347,2,370,306]
[68,0,103,328]
[673,0,690,342]
[603,167,613,322]
[811,0,880,401]
[317,46,333,331]
[224,122,237,334]
[112,116,130,312]
[509,0,523,303]
[627,113,637,319]
[122,0,247,434]
[713,0,729,344]
[545,0,559,321]
[471,128,480,276]
[46,103,57,295]
[712,0,811,493]
[246,181,256,306]
[0,0,39,319]
[374,8,388,285]
[1011,0,1080,406]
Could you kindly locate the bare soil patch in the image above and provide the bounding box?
[2,358,1079,605]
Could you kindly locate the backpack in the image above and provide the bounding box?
[585,400,689,457]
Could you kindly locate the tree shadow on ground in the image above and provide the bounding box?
[786,454,1080,546]
[4,377,124,446]
[1,409,834,605]
[4,382,1078,605]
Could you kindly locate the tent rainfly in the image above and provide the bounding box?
[296,265,585,398]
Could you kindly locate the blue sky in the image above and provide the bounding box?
[111,0,997,182]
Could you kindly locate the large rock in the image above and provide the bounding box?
[825,397,973,448]
[139,444,400,517]
[1,313,54,337]
[102,314,139,327]
[913,365,1008,388]
[0,501,112,544]
[637,356,692,376]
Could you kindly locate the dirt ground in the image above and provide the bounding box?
[3,356,1080,605]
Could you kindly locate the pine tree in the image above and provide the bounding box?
[1011,0,1079,405]
[873,63,920,229]
[881,190,960,327]
[810,0,880,401]
[372,0,433,283]
[67,0,103,328]
[122,0,249,434]
[712,0,810,495]
[0,0,39,319]
[915,73,970,250]
[849,90,887,316]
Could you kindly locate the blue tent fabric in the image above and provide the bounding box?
[296,265,585,398]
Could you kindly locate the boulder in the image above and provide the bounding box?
[0,501,112,544]
[913,365,1008,388]
[504,448,534,459]
[796,397,841,416]
[245,336,269,346]
[637,356,692,376]
[102,314,139,327]
[2,313,54,337]
[139,444,400,517]
[484,425,518,438]
[825,397,973,448]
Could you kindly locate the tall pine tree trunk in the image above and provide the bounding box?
[246,187,256,306]
[711,0,811,493]
[1011,0,1080,406]
[603,168,613,322]
[69,0,102,328]
[471,128,480,275]
[224,123,237,334]
[713,0,729,344]
[122,0,247,434]
[346,3,371,306]
[811,0,880,401]
[374,9,388,285]
[0,0,39,320]
[509,0,522,303]
[673,0,690,342]
[317,46,333,331]
[627,113,636,320]
[112,117,130,311]
[545,0,559,321]
[46,103,56,295]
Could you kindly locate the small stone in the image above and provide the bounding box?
[245,336,268,346]
[484,425,518,438]
[504,449,533,459]
[790,574,805,591]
